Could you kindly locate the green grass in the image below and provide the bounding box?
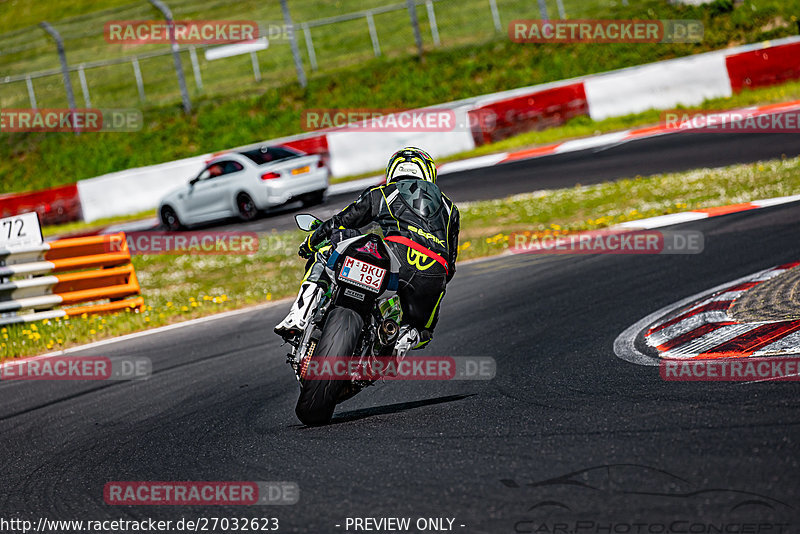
[40,208,156,237]
[2,229,306,358]
[0,0,597,106]
[341,77,800,177]
[33,76,800,239]
[4,155,800,359]
[455,157,800,259]
[0,0,612,36]
[2,0,800,195]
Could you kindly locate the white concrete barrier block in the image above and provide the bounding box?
[584,53,733,121]
[77,155,209,222]
[326,106,476,177]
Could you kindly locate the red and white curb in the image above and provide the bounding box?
[614,194,800,230]
[15,190,800,364]
[48,99,800,240]
[615,262,800,366]
[434,100,800,175]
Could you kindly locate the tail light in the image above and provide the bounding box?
[261,171,280,180]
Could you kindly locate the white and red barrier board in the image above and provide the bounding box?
[2,37,799,223]
[583,51,732,120]
[76,154,211,223]
[463,37,800,141]
[725,41,800,92]
[325,105,475,178]
[0,184,82,225]
[467,82,588,145]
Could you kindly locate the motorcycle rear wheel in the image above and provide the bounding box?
[295,307,363,425]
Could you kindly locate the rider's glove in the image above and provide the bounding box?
[298,235,315,259]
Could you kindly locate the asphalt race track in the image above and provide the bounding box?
[2,158,799,530]
[189,120,800,235]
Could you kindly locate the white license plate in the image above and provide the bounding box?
[0,212,43,249]
[339,256,386,293]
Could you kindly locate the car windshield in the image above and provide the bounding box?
[240,146,302,165]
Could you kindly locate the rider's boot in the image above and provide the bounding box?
[393,327,433,359]
[274,282,319,341]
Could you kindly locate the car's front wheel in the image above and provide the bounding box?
[236,192,258,221]
[160,206,182,231]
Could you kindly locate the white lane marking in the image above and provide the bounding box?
[613,270,777,366]
[438,153,509,175]
[555,131,631,153]
[103,217,160,234]
[751,193,800,208]
[664,295,714,317]
[616,212,708,230]
[616,195,800,231]
[0,300,287,367]
[646,310,732,347]
[327,150,517,193]
[0,251,500,365]
[711,290,747,301]
[5,188,799,365]
[328,176,383,195]
[738,371,800,384]
[752,268,789,281]
[324,136,800,205]
[662,323,758,358]
[647,295,719,332]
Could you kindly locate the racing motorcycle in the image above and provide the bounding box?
[286,214,420,425]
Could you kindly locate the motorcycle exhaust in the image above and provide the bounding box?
[378,319,400,346]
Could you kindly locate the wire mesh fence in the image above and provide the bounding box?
[0,0,628,111]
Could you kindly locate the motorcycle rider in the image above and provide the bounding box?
[274,147,460,350]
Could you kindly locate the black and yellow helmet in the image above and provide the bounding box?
[386,147,437,184]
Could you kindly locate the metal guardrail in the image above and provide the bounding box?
[0,232,144,326]
[0,0,512,110]
[0,0,450,83]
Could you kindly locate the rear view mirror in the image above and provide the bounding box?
[295,213,322,232]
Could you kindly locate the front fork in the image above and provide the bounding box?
[287,290,416,382]
[287,286,327,381]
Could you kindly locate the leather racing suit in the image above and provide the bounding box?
[307,177,460,336]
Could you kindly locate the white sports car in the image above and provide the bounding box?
[159,145,329,230]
